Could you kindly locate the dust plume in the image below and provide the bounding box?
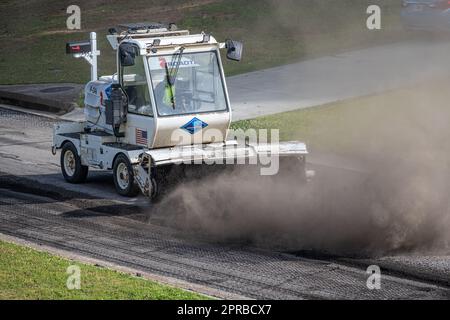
[151,84,450,258]
[151,1,450,257]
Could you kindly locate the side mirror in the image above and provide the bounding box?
[119,43,138,67]
[226,40,243,62]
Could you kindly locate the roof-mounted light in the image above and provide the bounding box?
[148,39,161,53]
[202,33,211,43]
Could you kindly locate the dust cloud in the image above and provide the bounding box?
[150,83,450,258]
[150,1,450,258]
[152,153,449,258]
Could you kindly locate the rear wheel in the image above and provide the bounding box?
[113,154,139,197]
[60,142,89,183]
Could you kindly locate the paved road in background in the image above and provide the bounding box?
[0,106,449,299]
[229,38,450,120]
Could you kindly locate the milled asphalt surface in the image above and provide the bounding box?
[1,186,449,300]
[0,105,449,299]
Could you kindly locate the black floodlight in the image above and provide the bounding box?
[119,22,167,33]
[225,39,243,61]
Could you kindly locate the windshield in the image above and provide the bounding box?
[148,51,228,116]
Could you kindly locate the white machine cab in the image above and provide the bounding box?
[84,31,231,149]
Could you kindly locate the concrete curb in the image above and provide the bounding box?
[0,83,83,115]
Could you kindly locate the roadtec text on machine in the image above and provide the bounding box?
[52,23,309,201]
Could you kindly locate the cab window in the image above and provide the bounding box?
[121,57,153,116]
[147,51,228,116]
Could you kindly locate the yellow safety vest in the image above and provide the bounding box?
[163,84,175,106]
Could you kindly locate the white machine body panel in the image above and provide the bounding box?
[152,112,230,149]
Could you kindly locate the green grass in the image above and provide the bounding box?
[0,0,405,85]
[232,78,450,159]
[183,0,406,76]
[0,240,207,300]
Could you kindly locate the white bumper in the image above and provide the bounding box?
[145,140,308,166]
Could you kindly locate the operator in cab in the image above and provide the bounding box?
[154,74,193,116]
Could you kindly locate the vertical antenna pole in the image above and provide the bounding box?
[90,32,98,81]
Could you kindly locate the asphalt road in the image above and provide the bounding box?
[0,106,449,299]
[229,38,450,120]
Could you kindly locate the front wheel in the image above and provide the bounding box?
[113,154,139,197]
[60,142,89,183]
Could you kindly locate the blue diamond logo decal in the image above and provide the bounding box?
[181,117,208,134]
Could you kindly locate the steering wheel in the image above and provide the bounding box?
[175,90,194,113]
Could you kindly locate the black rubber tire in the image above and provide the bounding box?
[60,142,89,183]
[150,164,185,203]
[113,154,140,197]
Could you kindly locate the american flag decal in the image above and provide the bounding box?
[135,128,148,145]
